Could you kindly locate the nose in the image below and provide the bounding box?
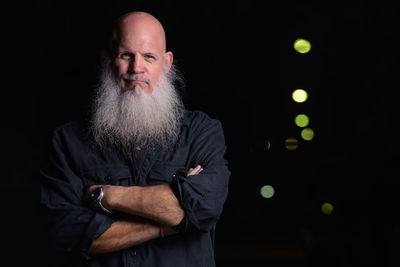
[128,55,144,74]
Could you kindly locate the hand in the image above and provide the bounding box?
[187,165,203,176]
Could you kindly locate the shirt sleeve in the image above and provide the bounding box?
[169,113,230,233]
[39,127,116,261]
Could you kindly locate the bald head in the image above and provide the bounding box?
[112,11,167,53]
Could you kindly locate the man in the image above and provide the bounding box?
[39,11,230,267]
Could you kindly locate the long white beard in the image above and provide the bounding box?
[90,60,184,151]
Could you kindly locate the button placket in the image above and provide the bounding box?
[104,175,111,183]
[129,251,137,256]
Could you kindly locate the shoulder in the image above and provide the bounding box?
[184,110,221,127]
[52,120,90,145]
[53,120,86,135]
[183,109,224,135]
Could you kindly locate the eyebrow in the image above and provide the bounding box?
[144,52,159,58]
[118,47,159,59]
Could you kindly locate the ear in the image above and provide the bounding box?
[163,51,173,72]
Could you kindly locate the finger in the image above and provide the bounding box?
[187,165,204,176]
[187,169,196,176]
[188,167,199,176]
[193,167,203,175]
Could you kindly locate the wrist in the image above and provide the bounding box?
[101,185,112,210]
[159,225,177,238]
[102,185,120,211]
[90,186,113,214]
[102,185,131,212]
[159,225,165,239]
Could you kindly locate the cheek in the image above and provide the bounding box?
[150,67,163,84]
[113,60,127,77]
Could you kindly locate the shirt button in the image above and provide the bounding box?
[104,175,111,182]
[130,251,137,256]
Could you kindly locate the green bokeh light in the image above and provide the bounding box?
[301,128,314,141]
[294,38,311,54]
[292,89,308,103]
[260,185,275,198]
[295,114,310,127]
[321,202,334,215]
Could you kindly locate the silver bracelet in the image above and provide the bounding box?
[90,186,113,214]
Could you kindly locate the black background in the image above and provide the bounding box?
[2,1,400,266]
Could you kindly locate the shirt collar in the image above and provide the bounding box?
[181,110,191,128]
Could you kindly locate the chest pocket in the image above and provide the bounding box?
[80,166,131,187]
[147,164,185,185]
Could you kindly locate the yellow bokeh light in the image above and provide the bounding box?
[285,138,298,150]
[294,38,311,54]
[260,185,275,198]
[292,89,308,103]
[295,114,310,128]
[301,128,314,141]
[321,202,334,215]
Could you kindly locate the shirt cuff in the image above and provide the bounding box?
[169,168,200,233]
[80,212,117,260]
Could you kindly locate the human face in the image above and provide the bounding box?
[112,23,172,95]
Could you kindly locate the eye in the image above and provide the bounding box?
[144,54,157,61]
[119,52,133,60]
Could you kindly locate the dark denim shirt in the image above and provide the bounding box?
[40,110,230,267]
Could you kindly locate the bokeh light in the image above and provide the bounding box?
[285,138,298,150]
[321,202,334,215]
[266,140,271,150]
[294,38,311,54]
[292,89,308,103]
[295,114,310,127]
[301,128,315,141]
[260,185,275,198]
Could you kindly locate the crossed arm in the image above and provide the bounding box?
[86,165,203,254]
